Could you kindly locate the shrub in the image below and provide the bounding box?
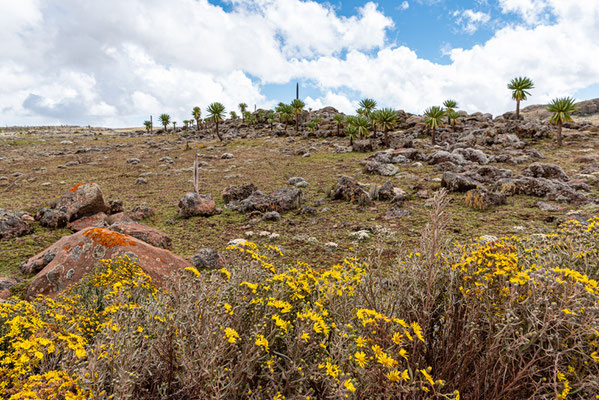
[2,214,599,399]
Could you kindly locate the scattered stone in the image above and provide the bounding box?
[0,277,19,291]
[288,177,308,187]
[108,199,124,215]
[36,208,68,228]
[160,156,175,164]
[191,248,225,269]
[522,163,569,182]
[222,183,258,203]
[178,192,218,218]
[464,189,507,210]
[126,158,141,164]
[352,140,373,153]
[479,235,499,243]
[262,211,281,221]
[106,212,134,225]
[0,209,33,240]
[328,176,373,206]
[363,161,399,176]
[135,178,148,185]
[441,172,478,192]
[384,207,411,220]
[229,188,302,213]
[129,203,155,221]
[221,153,234,159]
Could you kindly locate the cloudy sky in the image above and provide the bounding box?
[1,0,598,127]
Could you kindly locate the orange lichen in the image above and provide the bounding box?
[82,227,136,248]
[69,184,83,193]
[64,244,71,251]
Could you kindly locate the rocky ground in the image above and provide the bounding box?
[1,102,598,297]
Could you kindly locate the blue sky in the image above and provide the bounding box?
[1,0,598,127]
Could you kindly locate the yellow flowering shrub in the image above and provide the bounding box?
[1,216,598,399]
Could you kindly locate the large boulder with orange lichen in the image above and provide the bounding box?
[22,227,192,299]
[109,222,172,250]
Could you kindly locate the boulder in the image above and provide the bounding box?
[363,161,399,176]
[428,151,465,166]
[352,140,373,153]
[229,188,302,213]
[452,148,489,165]
[68,212,107,232]
[500,177,589,204]
[328,176,373,206]
[0,209,33,240]
[130,203,155,221]
[464,189,507,210]
[55,183,109,222]
[222,184,258,203]
[522,163,570,182]
[36,208,68,228]
[109,222,172,250]
[441,172,479,192]
[22,227,192,298]
[108,199,124,214]
[191,248,225,269]
[0,277,18,291]
[106,212,134,225]
[178,192,218,218]
[269,188,303,211]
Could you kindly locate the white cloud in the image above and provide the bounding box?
[453,9,491,34]
[0,0,598,126]
[498,0,554,25]
[399,1,410,11]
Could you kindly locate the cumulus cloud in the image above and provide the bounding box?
[0,0,598,126]
[399,1,410,11]
[453,9,491,34]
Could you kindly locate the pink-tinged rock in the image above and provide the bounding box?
[56,183,109,222]
[178,192,217,218]
[109,222,172,250]
[68,212,108,232]
[23,227,192,299]
[106,212,134,225]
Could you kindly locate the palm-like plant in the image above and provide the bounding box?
[290,99,305,133]
[508,77,534,120]
[353,116,370,139]
[239,103,248,122]
[159,114,170,133]
[359,98,377,118]
[424,106,445,145]
[333,114,345,136]
[143,120,152,134]
[192,107,202,130]
[547,97,577,147]
[276,103,294,131]
[172,121,177,131]
[377,108,399,147]
[443,100,458,125]
[346,125,358,146]
[267,111,276,132]
[230,111,238,120]
[207,102,226,141]
[448,111,460,131]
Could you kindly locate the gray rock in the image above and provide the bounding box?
[441,172,478,192]
[0,209,33,240]
[222,184,258,203]
[522,163,569,182]
[262,211,281,221]
[126,158,141,164]
[135,178,148,185]
[363,161,399,176]
[178,192,218,218]
[221,153,234,159]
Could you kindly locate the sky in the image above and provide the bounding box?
[1,0,598,128]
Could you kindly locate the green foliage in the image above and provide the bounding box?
[159,114,170,131]
[358,98,377,117]
[207,102,226,141]
[508,76,534,101]
[143,120,152,133]
[424,106,445,144]
[548,97,577,125]
[375,108,398,133]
